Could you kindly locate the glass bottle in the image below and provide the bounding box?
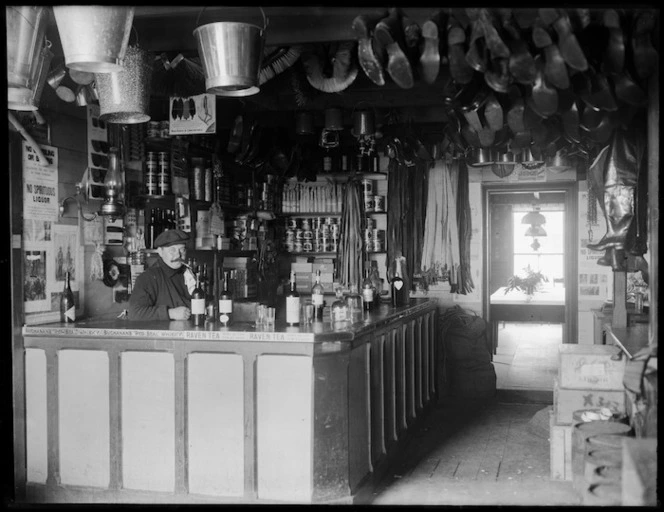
[390,256,408,307]
[60,271,76,323]
[147,208,156,249]
[206,264,217,322]
[311,269,325,320]
[285,270,300,326]
[219,270,233,327]
[345,284,363,322]
[330,286,349,327]
[370,260,383,303]
[362,267,375,311]
[191,272,205,327]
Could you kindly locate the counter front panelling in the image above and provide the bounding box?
[18,300,437,504]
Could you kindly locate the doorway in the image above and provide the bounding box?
[483,183,578,391]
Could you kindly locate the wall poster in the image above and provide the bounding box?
[169,94,216,135]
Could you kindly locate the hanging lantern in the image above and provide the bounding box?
[99,147,124,220]
[193,9,266,97]
[95,45,152,124]
[53,6,134,73]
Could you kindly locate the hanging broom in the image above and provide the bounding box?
[259,45,303,85]
[301,41,359,93]
[169,53,206,97]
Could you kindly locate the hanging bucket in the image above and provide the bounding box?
[353,109,375,136]
[8,39,53,111]
[96,45,152,124]
[53,5,134,73]
[193,10,266,97]
[6,6,48,90]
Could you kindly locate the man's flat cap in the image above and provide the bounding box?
[154,229,190,248]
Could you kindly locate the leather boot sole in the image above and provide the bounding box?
[374,25,414,89]
[353,13,387,86]
[419,19,440,84]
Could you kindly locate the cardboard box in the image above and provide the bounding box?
[553,377,625,425]
[558,344,626,390]
[550,410,573,481]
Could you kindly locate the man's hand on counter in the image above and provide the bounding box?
[169,306,191,321]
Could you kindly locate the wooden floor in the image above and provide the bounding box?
[365,323,581,506]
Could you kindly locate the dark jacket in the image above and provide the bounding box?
[128,258,191,321]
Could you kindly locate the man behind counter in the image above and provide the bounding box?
[128,229,194,321]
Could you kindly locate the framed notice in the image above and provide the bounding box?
[23,142,58,221]
[169,94,216,135]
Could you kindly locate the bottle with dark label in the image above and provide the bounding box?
[191,272,205,326]
[311,269,325,320]
[285,270,300,326]
[362,267,375,311]
[60,271,76,323]
[219,270,233,327]
[147,208,156,249]
[390,256,408,307]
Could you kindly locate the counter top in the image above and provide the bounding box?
[23,299,435,344]
[490,286,565,306]
[605,323,651,359]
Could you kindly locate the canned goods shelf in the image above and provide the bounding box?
[282,212,342,217]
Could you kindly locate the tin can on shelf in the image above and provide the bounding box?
[303,229,313,240]
[314,240,325,252]
[159,120,170,138]
[373,239,384,252]
[362,179,374,196]
[295,228,304,240]
[287,218,298,230]
[294,240,303,253]
[374,195,385,212]
[145,171,158,196]
[325,217,337,225]
[146,151,157,162]
[147,122,159,138]
[373,228,385,242]
[301,218,311,231]
[158,171,171,196]
[364,194,374,212]
[366,217,376,230]
[303,240,313,252]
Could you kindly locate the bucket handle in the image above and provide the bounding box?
[196,6,268,33]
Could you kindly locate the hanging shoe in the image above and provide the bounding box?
[465,20,488,73]
[352,10,389,86]
[447,16,474,84]
[553,11,588,71]
[479,9,510,60]
[418,10,446,84]
[484,57,510,93]
[561,100,581,143]
[543,43,570,90]
[483,93,504,132]
[586,70,618,112]
[530,57,558,117]
[374,9,414,88]
[611,71,647,107]
[601,9,625,75]
[506,85,526,133]
[532,20,553,49]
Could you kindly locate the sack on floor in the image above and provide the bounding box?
[449,364,497,399]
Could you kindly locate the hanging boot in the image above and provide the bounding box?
[352,10,389,86]
[448,15,474,84]
[419,10,446,84]
[596,247,627,271]
[374,8,414,89]
[587,130,638,252]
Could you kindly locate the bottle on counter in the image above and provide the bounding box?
[206,264,217,322]
[345,284,363,323]
[390,256,408,307]
[311,269,325,320]
[330,286,349,327]
[370,260,383,302]
[362,267,375,311]
[146,208,156,249]
[60,271,76,323]
[285,270,300,326]
[219,270,233,327]
[191,272,205,327]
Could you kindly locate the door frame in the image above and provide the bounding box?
[482,181,578,345]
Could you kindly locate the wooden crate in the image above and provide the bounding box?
[550,409,573,481]
[553,377,625,425]
[558,345,626,390]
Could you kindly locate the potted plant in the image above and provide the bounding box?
[505,265,548,299]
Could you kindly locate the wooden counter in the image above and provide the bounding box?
[16,300,437,504]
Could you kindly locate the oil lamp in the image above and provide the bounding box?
[99,146,124,220]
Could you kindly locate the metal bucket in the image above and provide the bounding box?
[194,21,264,97]
[8,40,53,111]
[53,6,134,73]
[96,46,152,124]
[6,6,48,89]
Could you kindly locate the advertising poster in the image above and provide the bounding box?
[169,93,216,135]
[23,246,49,313]
[23,142,58,221]
[48,224,82,316]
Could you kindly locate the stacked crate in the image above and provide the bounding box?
[550,345,627,481]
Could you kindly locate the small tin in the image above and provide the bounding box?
[373,228,385,242]
[325,217,337,225]
[285,229,295,241]
[145,172,158,196]
[287,218,298,229]
[365,217,376,230]
[374,195,385,212]
[302,240,313,252]
[362,179,374,195]
[285,240,295,253]
[373,239,384,252]
[146,151,157,162]
[303,229,313,240]
[294,241,303,253]
[364,194,374,213]
[314,240,325,252]
[147,121,159,138]
[302,218,311,231]
[158,151,169,162]
[295,228,304,240]
[312,217,323,230]
[364,229,373,245]
[158,172,171,196]
[159,120,170,138]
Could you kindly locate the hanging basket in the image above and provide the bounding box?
[6,6,49,90]
[8,40,53,111]
[53,5,134,73]
[193,13,266,97]
[95,45,152,124]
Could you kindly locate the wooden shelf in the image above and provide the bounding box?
[281,212,341,217]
